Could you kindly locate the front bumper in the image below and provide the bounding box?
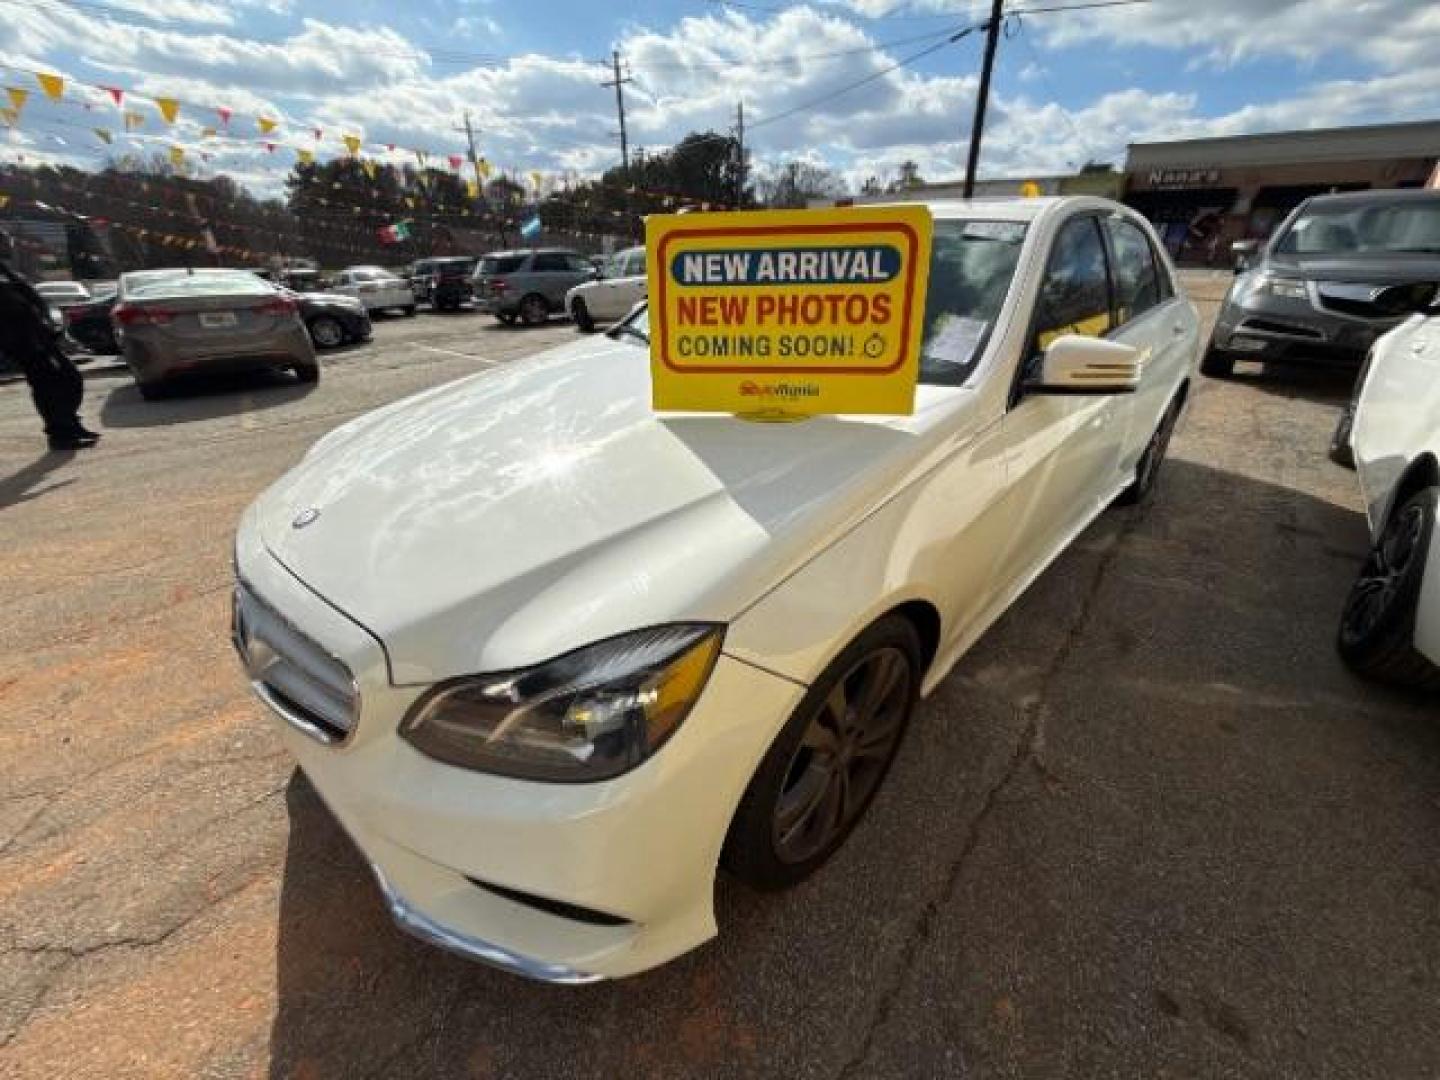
[1212,279,1405,367]
[234,530,802,981]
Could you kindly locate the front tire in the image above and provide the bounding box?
[1337,486,1440,690]
[571,297,596,333]
[1117,391,1182,506]
[1329,404,1356,469]
[402,305,417,317]
[723,616,921,891]
[1200,336,1237,378]
[293,361,320,385]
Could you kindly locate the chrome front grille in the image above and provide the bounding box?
[232,580,358,744]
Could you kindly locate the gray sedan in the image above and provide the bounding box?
[114,269,318,399]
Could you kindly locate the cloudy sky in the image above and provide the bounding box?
[0,0,1436,198]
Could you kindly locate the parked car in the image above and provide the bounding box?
[232,197,1198,981]
[62,282,120,355]
[565,246,647,332]
[329,266,416,316]
[1204,189,1440,378]
[411,256,477,311]
[474,248,594,325]
[1336,307,1440,689]
[281,268,324,292]
[284,287,372,349]
[114,268,317,398]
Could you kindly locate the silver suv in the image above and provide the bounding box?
[473,248,596,326]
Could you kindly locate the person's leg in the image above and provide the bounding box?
[19,345,92,446]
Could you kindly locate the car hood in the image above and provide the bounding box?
[298,291,363,305]
[252,336,972,683]
[1266,252,1440,283]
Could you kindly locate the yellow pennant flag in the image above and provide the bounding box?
[0,195,8,209]
[477,158,492,179]
[36,73,64,101]
[0,107,16,127]
[361,159,376,180]
[94,128,112,144]
[343,134,361,156]
[5,87,27,112]
[169,145,185,168]
[155,97,180,124]
[529,170,542,189]
[297,148,314,165]
[466,180,479,199]
[258,116,278,134]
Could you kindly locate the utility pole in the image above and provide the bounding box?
[735,100,745,208]
[602,50,631,177]
[455,110,485,199]
[963,0,1005,200]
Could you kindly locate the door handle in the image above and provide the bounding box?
[1411,340,1428,353]
[1172,324,1186,335]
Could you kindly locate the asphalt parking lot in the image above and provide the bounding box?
[3,280,1438,1079]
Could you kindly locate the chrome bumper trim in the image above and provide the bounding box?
[368,865,606,986]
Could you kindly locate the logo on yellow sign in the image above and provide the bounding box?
[646,206,933,417]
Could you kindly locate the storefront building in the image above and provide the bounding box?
[1123,120,1440,264]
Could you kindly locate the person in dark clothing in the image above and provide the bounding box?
[0,232,99,451]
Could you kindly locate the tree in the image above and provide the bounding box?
[889,160,924,192]
[755,161,844,209]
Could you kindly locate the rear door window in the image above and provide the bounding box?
[532,253,570,273]
[480,255,526,275]
[1104,216,1163,328]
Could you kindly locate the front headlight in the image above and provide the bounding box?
[1257,275,1308,300]
[400,625,724,782]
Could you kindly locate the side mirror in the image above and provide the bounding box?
[1029,335,1142,394]
[1231,239,1259,274]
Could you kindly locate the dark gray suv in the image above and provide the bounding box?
[1204,189,1440,378]
[473,248,596,326]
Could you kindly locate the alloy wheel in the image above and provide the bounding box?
[1341,501,1425,645]
[309,317,344,348]
[772,646,912,864]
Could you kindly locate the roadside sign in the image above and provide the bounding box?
[646,206,933,417]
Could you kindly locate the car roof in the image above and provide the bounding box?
[484,247,578,258]
[1300,188,1440,209]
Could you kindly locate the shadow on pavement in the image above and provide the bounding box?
[1220,359,1358,408]
[97,371,317,429]
[266,458,1440,1080]
[0,448,76,511]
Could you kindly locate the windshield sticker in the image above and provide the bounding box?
[962,221,1026,242]
[924,315,988,369]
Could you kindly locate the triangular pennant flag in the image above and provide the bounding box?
[449,154,463,170]
[104,86,123,107]
[385,143,395,152]
[296,148,314,165]
[36,73,64,101]
[0,195,9,209]
[218,106,232,126]
[155,97,180,124]
[344,134,361,156]
[258,116,277,134]
[94,128,112,144]
[0,107,16,127]
[477,158,492,179]
[530,170,542,189]
[361,158,376,180]
[466,180,479,199]
[6,87,28,112]
[169,145,185,168]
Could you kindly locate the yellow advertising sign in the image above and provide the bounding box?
[647,206,933,417]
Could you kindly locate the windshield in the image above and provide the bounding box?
[1274,199,1440,256]
[617,218,1027,388]
[125,271,273,300]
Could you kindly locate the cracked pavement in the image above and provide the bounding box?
[3,284,1439,1078]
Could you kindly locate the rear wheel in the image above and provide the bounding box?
[307,316,345,349]
[723,616,921,890]
[571,297,595,333]
[1337,486,1440,690]
[519,293,548,326]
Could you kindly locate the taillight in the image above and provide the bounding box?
[113,304,175,327]
[489,278,507,292]
[253,297,297,317]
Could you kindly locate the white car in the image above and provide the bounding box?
[232,197,1198,982]
[565,246,647,332]
[329,266,416,316]
[1338,309,1440,688]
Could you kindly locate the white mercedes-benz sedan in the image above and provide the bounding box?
[1339,309,1440,689]
[232,197,1199,982]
